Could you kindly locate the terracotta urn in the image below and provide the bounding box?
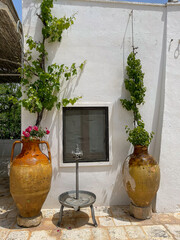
[122,145,160,219]
[10,138,52,223]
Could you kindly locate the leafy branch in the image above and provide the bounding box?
[18,0,85,126]
[120,51,154,147]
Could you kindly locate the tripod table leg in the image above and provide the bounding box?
[57,205,64,227]
[90,205,98,227]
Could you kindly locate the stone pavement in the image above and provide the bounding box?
[0,177,180,240]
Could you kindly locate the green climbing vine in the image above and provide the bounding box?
[120,51,154,147]
[18,0,85,126]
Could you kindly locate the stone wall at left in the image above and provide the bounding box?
[0,140,21,177]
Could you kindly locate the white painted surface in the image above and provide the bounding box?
[22,0,180,212]
[156,4,180,213]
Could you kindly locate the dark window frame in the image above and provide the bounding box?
[63,106,109,163]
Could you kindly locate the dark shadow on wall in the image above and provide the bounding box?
[108,100,132,206]
[150,7,167,212]
[107,9,135,207]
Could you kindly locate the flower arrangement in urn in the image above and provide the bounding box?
[120,51,160,220]
[22,125,50,139]
[10,124,52,227]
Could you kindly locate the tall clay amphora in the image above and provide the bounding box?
[10,138,52,227]
[122,145,160,219]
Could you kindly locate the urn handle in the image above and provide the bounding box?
[10,140,22,163]
[40,141,52,163]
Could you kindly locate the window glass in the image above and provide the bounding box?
[63,107,109,163]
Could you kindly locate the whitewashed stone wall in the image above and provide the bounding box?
[0,140,21,177]
[22,0,180,212]
[156,3,180,213]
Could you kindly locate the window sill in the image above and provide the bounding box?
[59,161,112,168]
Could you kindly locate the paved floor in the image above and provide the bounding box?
[0,177,180,240]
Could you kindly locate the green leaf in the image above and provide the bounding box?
[62,98,70,107]
[56,102,61,110]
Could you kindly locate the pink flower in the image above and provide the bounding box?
[46,130,50,135]
[33,126,38,131]
[25,126,32,133]
[23,131,30,138]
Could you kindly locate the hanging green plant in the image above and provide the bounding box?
[120,51,154,147]
[17,0,85,126]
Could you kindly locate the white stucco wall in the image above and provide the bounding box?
[22,0,180,212]
[156,3,180,213]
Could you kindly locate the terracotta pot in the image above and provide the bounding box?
[122,145,160,207]
[10,138,52,218]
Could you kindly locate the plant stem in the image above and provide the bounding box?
[133,104,140,128]
[41,37,46,71]
[35,26,46,125]
[133,112,136,128]
[36,109,44,127]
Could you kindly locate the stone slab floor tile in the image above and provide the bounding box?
[0,229,9,240]
[0,184,9,193]
[0,198,14,209]
[6,230,30,240]
[174,213,180,220]
[125,226,148,239]
[155,213,178,224]
[57,218,77,230]
[60,228,92,240]
[110,206,129,217]
[42,209,56,219]
[59,208,90,220]
[91,228,110,240]
[108,227,128,240]
[7,209,18,219]
[165,224,180,240]
[39,218,59,231]
[99,217,115,227]
[113,216,132,226]
[29,230,59,240]
[57,216,96,229]
[94,206,112,217]
[129,215,155,226]
[75,217,95,228]
[0,218,16,229]
[61,208,74,217]
[73,208,91,218]
[0,192,11,198]
[142,225,174,239]
[0,210,8,219]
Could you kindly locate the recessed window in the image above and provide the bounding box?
[63,107,109,163]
